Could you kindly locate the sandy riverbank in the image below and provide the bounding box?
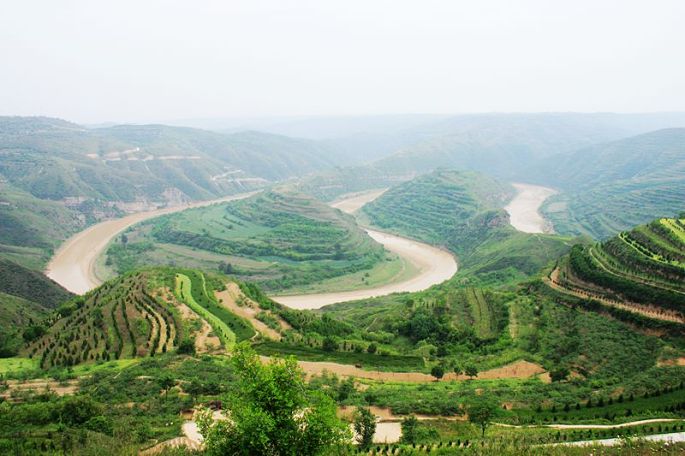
[46,192,258,294]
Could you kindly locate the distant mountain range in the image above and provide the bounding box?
[370,112,685,180]
[2,113,684,271]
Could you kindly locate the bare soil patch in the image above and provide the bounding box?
[288,358,547,383]
[215,283,285,340]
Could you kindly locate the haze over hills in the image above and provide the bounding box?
[369,112,685,180]
[4,0,685,451]
[536,128,685,238]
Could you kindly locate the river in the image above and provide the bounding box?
[504,183,557,234]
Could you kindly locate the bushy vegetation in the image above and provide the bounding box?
[0,259,73,358]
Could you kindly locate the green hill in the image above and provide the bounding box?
[360,169,575,284]
[361,169,514,245]
[0,183,86,268]
[0,259,73,357]
[104,189,388,292]
[536,129,685,239]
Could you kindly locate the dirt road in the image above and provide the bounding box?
[46,192,258,294]
[504,183,556,234]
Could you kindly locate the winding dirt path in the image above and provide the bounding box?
[46,191,259,294]
[272,189,458,309]
[504,183,556,234]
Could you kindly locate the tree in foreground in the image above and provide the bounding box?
[353,407,376,450]
[467,398,499,438]
[197,343,350,455]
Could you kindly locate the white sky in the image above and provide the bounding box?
[1,0,684,123]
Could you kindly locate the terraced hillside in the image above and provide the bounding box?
[105,189,390,292]
[536,128,685,239]
[549,217,685,325]
[21,269,258,369]
[361,169,575,284]
[24,273,182,368]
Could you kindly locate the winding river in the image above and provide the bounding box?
[45,182,553,308]
[271,190,458,309]
[45,192,258,294]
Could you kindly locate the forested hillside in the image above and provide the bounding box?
[0,117,362,270]
[19,268,261,369]
[0,183,85,268]
[536,129,685,239]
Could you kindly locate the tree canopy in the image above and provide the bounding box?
[198,343,350,455]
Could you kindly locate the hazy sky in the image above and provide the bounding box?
[1,0,684,123]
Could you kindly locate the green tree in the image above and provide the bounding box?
[185,380,204,403]
[198,343,349,455]
[366,343,377,354]
[400,415,419,444]
[158,374,175,400]
[353,407,376,450]
[465,364,478,379]
[550,366,570,382]
[337,377,356,402]
[322,336,337,352]
[467,398,498,438]
[430,365,444,381]
[59,395,102,426]
[177,337,196,355]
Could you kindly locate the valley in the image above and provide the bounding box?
[1,115,684,455]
